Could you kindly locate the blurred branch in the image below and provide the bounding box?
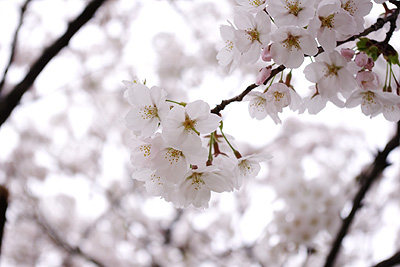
[35,213,106,267]
[324,122,400,267]
[0,185,9,256]
[0,0,32,94]
[373,250,400,267]
[0,0,108,128]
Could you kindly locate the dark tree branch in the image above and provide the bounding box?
[324,122,400,267]
[211,7,400,115]
[373,250,400,267]
[0,0,108,128]
[0,0,32,94]
[0,185,9,256]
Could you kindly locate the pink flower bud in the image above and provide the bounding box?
[256,67,272,85]
[365,57,374,70]
[356,70,379,91]
[355,52,369,67]
[341,48,355,61]
[261,45,272,62]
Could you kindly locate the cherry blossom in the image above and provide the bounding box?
[234,9,271,64]
[124,82,169,138]
[270,26,318,68]
[217,23,242,72]
[162,100,221,154]
[303,50,356,98]
[175,165,235,208]
[339,0,373,35]
[266,0,316,27]
[236,0,267,13]
[308,0,356,52]
[236,153,272,178]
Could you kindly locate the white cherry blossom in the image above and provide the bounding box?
[234,9,271,64]
[236,0,267,13]
[339,0,373,34]
[266,0,316,27]
[308,0,356,52]
[304,50,356,98]
[124,82,169,137]
[270,26,318,68]
[162,100,221,154]
[217,22,242,72]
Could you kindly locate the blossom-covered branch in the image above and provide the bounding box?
[212,2,400,117]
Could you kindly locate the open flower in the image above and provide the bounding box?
[124,81,169,138]
[308,0,356,52]
[270,26,318,68]
[162,100,221,154]
[217,22,242,72]
[266,0,316,27]
[234,9,271,64]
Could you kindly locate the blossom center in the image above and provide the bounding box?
[324,64,341,77]
[245,28,260,43]
[225,40,234,52]
[273,91,285,101]
[319,14,335,29]
[285,0,303,16]
[341,0,357,16]
[362,91,376,105]
[165,148,183,164]
[188,172,205,190]
[139,105,158,120]
[139,144,151,157]
[183,114,198,133]
[150,173,163,186]
[283,34,301,51]
[250,97,266,112]
[249,0,265,7]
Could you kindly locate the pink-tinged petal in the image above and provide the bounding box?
[126,84,152,107]
[334,12,357,35]
[338,68,356,93]
[234,9,254,29]
[304,62,326,83]
[234,30,252,52]
[299,35,318,56]
[270,42,290,66]
[286,50,304,68]
[186,100,211,121]
[195,114,221,133]
[318,27,337,52]
[203,172,235,193]
[345,91,363,108]
[242,41,262,64]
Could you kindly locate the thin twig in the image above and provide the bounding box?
[323,122,400,267]
[0,0,32,94]
[0,0,108,127]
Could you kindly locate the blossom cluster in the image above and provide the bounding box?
[217,0,400,123]
[123,79,271,208]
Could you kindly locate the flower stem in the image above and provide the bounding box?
[166,99,187,106]
[219,125,241,159]
[206,132,215,166]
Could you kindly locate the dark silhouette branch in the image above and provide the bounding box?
[0,0,108,128]
[0,0,32,94]
[0,185,9,256]
[324,122,400,267]
[373,250,400,267]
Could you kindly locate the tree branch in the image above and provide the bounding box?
[324,122,400,267]
[35,213,106,267]
[0,185,9,256]
[0,0,32,94]
[373,250,400,267]
[0,0,108,128]
[211,7,400,115]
